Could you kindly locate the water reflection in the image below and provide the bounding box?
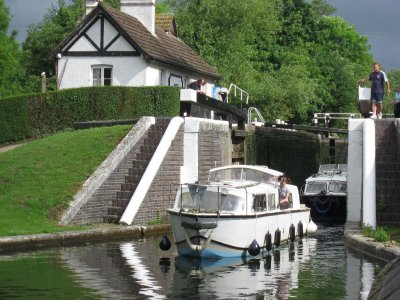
[0,225,386,299]
[120,242,164,299]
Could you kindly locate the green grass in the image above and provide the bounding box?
[0,126,132,236]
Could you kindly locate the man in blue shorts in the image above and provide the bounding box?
[359,62,391,119]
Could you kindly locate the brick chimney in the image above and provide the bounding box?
[86,0,100,15]
[120,0,156,35]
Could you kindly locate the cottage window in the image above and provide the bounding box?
[92,65,112,86]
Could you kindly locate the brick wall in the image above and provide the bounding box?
[132,120,231,225]
[375,120,400,226]
[132,126,184,225]
[198,125,231,182]
[71,132,148,224]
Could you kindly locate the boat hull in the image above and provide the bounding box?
[168,208,312,258]
[301,195,346,223]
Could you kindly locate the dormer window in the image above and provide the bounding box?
[92,65,112,86]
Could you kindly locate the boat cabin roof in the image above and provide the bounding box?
[208,165,283,185]
[318,164,347,173]
[209,165,282,177]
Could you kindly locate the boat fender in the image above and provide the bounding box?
[306,220,318,234]
[289,224,296,242]
[265,232,272,251]
[298,221,304,239]
[274,229,281,248]
[248,239,261,256]
[264,254,272,271]
[159,235,171,251]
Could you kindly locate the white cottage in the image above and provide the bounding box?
[49,0,221,90]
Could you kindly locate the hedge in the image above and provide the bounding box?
[0,86,180,144]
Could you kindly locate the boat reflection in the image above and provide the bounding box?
[52,227,383,299]
[169,238,317,299]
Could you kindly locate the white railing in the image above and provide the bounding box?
[247,107,265,125]
[227,84,249,105]
[313,113,361,126]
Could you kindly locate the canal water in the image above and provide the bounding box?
[0,224,386,299]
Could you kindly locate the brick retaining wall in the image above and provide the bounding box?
[132,126,184,225]
[375,120,400,226]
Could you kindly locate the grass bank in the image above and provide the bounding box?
[0,126,132,237]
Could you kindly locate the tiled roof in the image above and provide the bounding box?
[102,4,220,79]
[155,14,177,36]
[50,3,220,80]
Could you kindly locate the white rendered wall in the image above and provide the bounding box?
[180,118,200,184]
[347,119,377,228]
[145,66,161,86]
[362,119,376,228]
[347,119,364,224]
[57,56,211,89]
[58,56,147,89]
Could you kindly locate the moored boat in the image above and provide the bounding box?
[165,165,317,258]
[301,164,347,223]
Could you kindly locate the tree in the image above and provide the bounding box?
[175,0,373,123]
[23,1,85,81]
[310,0,336,16]
[0,0,24,98]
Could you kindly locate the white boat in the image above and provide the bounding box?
[167,165,317,258]
[301,164,347,222]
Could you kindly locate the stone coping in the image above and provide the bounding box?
[344,229,400,263]
[2,223,399,264]
[0,224,170,254]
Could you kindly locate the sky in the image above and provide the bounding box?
[4,0,400,71]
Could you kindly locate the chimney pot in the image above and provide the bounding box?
[85,0,99,15]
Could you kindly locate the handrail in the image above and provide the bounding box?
[227,84,249,105]
[247,107,265,125]
[313,112,361,126]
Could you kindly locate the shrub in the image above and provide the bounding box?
[362,224,390,243]
[373,227,390,242]
[0,86,180,144]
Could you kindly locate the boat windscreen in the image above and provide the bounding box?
[328,182,347,193]
[178,188,245,213]
[209,168,278,184]
[305,182,327,194]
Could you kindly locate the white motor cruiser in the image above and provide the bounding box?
[166,165,317,258]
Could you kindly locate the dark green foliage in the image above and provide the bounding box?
[0,96,33,142]
[0,0,24,98]
[175,0,373,124]
[0,86,179,143]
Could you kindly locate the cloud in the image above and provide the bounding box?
[327,0,400,70]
